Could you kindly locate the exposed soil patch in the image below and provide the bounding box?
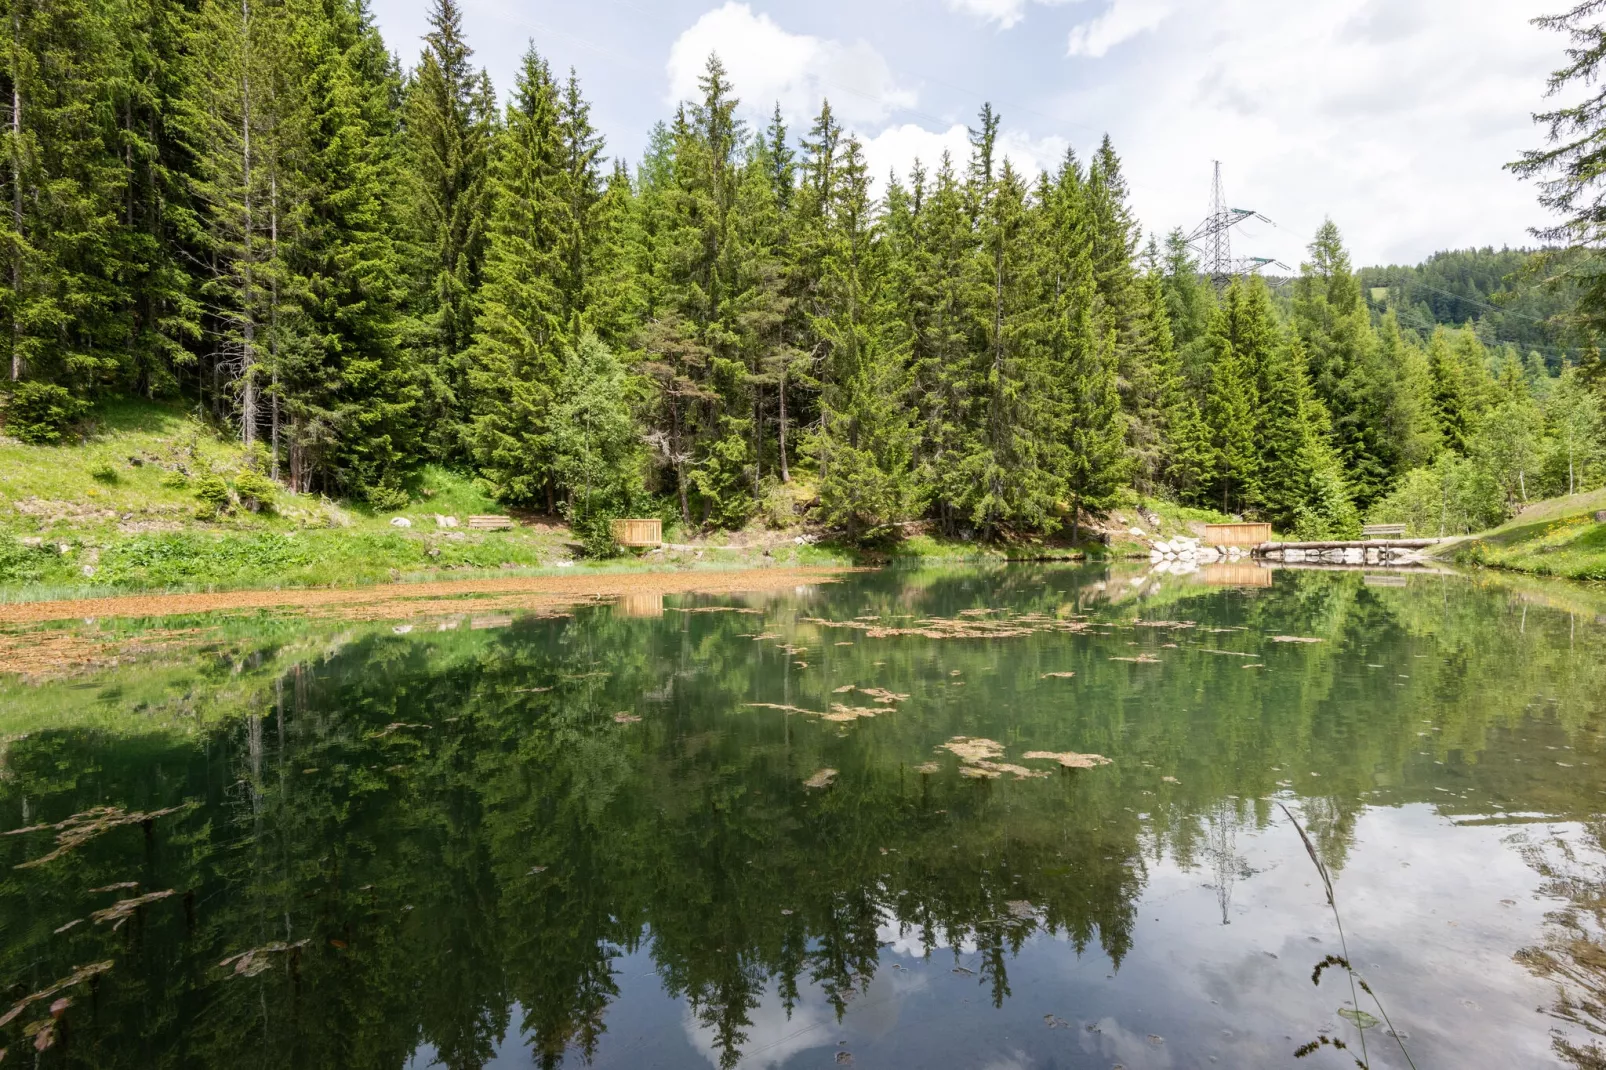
[0,566,851,626]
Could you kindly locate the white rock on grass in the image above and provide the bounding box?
[390,516,411,528]
[1130,527,1147,537]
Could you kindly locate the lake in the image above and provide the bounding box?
[2,564,1605,1069]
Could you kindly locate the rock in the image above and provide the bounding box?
[1343,547,1364,564]
[1286,548,1306,562]
[554,560,574,568]
[81,565,95,578]
[1149,550,1164,563]
[1129,527,1147,537]
[390,517,411,528]
[434,514,449,528]
[19,537,42,548]
[1365,548,1380,564]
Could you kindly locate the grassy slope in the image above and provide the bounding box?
[0,400,845,600]
[0,399,1225,599]
[1444,488,1606,582]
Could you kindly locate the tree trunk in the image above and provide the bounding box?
[778,370,790,484]
[237,0,257,447]
[269,169,279,480]
[9,7,23,384]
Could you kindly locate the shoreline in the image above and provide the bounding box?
[0,565,856,626]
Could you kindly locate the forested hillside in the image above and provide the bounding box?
[1358,247,1582,367]
[1,0,1603,547]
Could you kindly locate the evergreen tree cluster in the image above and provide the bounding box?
[2,0,1601,541]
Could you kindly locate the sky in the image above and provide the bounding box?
[366,0,1564,268]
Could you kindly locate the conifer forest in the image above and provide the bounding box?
[2,0,1603,545]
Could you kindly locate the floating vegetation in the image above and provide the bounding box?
[940,737,1051,779]
[803,768,837,789]
[802,611,1091,641]
[1133,619,1196,629]
[665,606,764,614]
[4,803,196,869]
[826,704,880,722]
[1109,654,1160,664]
[0,960,113,1029]
[369,722,430,739]
[612,713,641,724]
[914,762,942,774]
[831,685,908,704]
[87,881,139,894]
[1022,751,1112,770]
[1200,648,1258,657]
[1270,635,1324,644]
[219,939,310,978]
[1040,671,1077,679]
[90,889,176,931]
[744,703,815,716]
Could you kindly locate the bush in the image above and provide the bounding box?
[0,534,45,584]
[90,461,119,484]
[367,483,410,512]
[4,382,88,445]
[160,469,189,490]
[233,469,277,513]
[193,474,230,518]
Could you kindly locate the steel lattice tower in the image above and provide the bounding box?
[1185,162,1286,287]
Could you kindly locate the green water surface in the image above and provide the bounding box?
[2,564,1605,1069]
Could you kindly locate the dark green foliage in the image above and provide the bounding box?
[191,473,229,516]
[1,8,1586,544]
[4,381,88,443]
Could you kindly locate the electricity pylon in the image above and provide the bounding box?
[1185,161,1288,286]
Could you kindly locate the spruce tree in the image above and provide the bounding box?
[464,45,565,506]
[279,0,415,498]
[402,0,494,458]
[811,136,915,538]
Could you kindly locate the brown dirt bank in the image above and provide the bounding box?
[0,566,854,626]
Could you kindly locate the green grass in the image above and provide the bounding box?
[1445,488,1606,582]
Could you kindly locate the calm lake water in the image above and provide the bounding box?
[3,564,1606,1069]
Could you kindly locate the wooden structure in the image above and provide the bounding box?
[1199,562,1274,587]
[467,515,514,530]
[1362,523,1408,537]
[1203,522,1272,547]
[610,518,663,548]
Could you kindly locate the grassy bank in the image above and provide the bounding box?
[1444,488,1606,582]
[0,399,1228,601]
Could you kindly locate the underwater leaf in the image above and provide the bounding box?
[1337,1007,1380,1029]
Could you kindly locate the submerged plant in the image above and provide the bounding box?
[1280,803,1417,1070]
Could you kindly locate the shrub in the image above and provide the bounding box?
[193,474,230,518]
[90,461,119,484]
[367,483,410,512]
[0,534,45,584]
[233,469,277,513]
[160,469,189,490]
[4,382,88,445]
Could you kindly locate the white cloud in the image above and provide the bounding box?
[1043,0,1559,263]
[947,0,1073,30]
[667,2,916,127]
[1065,0,1172,57]
[859,123,1070,189]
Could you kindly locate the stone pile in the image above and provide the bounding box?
[1147,536,1252,574]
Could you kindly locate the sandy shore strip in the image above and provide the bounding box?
[0,566,853,626]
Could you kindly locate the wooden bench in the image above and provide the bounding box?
[1361,523,1407,538]
[467,515,514,530]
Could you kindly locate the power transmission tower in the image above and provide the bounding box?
[1185,161,1287,286]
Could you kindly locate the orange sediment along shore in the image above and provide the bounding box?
[0,566,853,626]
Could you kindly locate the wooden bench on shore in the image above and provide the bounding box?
[1361,523,1407,538]
[467,515,515,530]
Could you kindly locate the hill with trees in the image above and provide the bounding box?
[0,0,1602,571]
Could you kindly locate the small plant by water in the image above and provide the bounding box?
[1281,803,1418,1070]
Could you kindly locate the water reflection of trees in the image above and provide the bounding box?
[0,567,1604,1067]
